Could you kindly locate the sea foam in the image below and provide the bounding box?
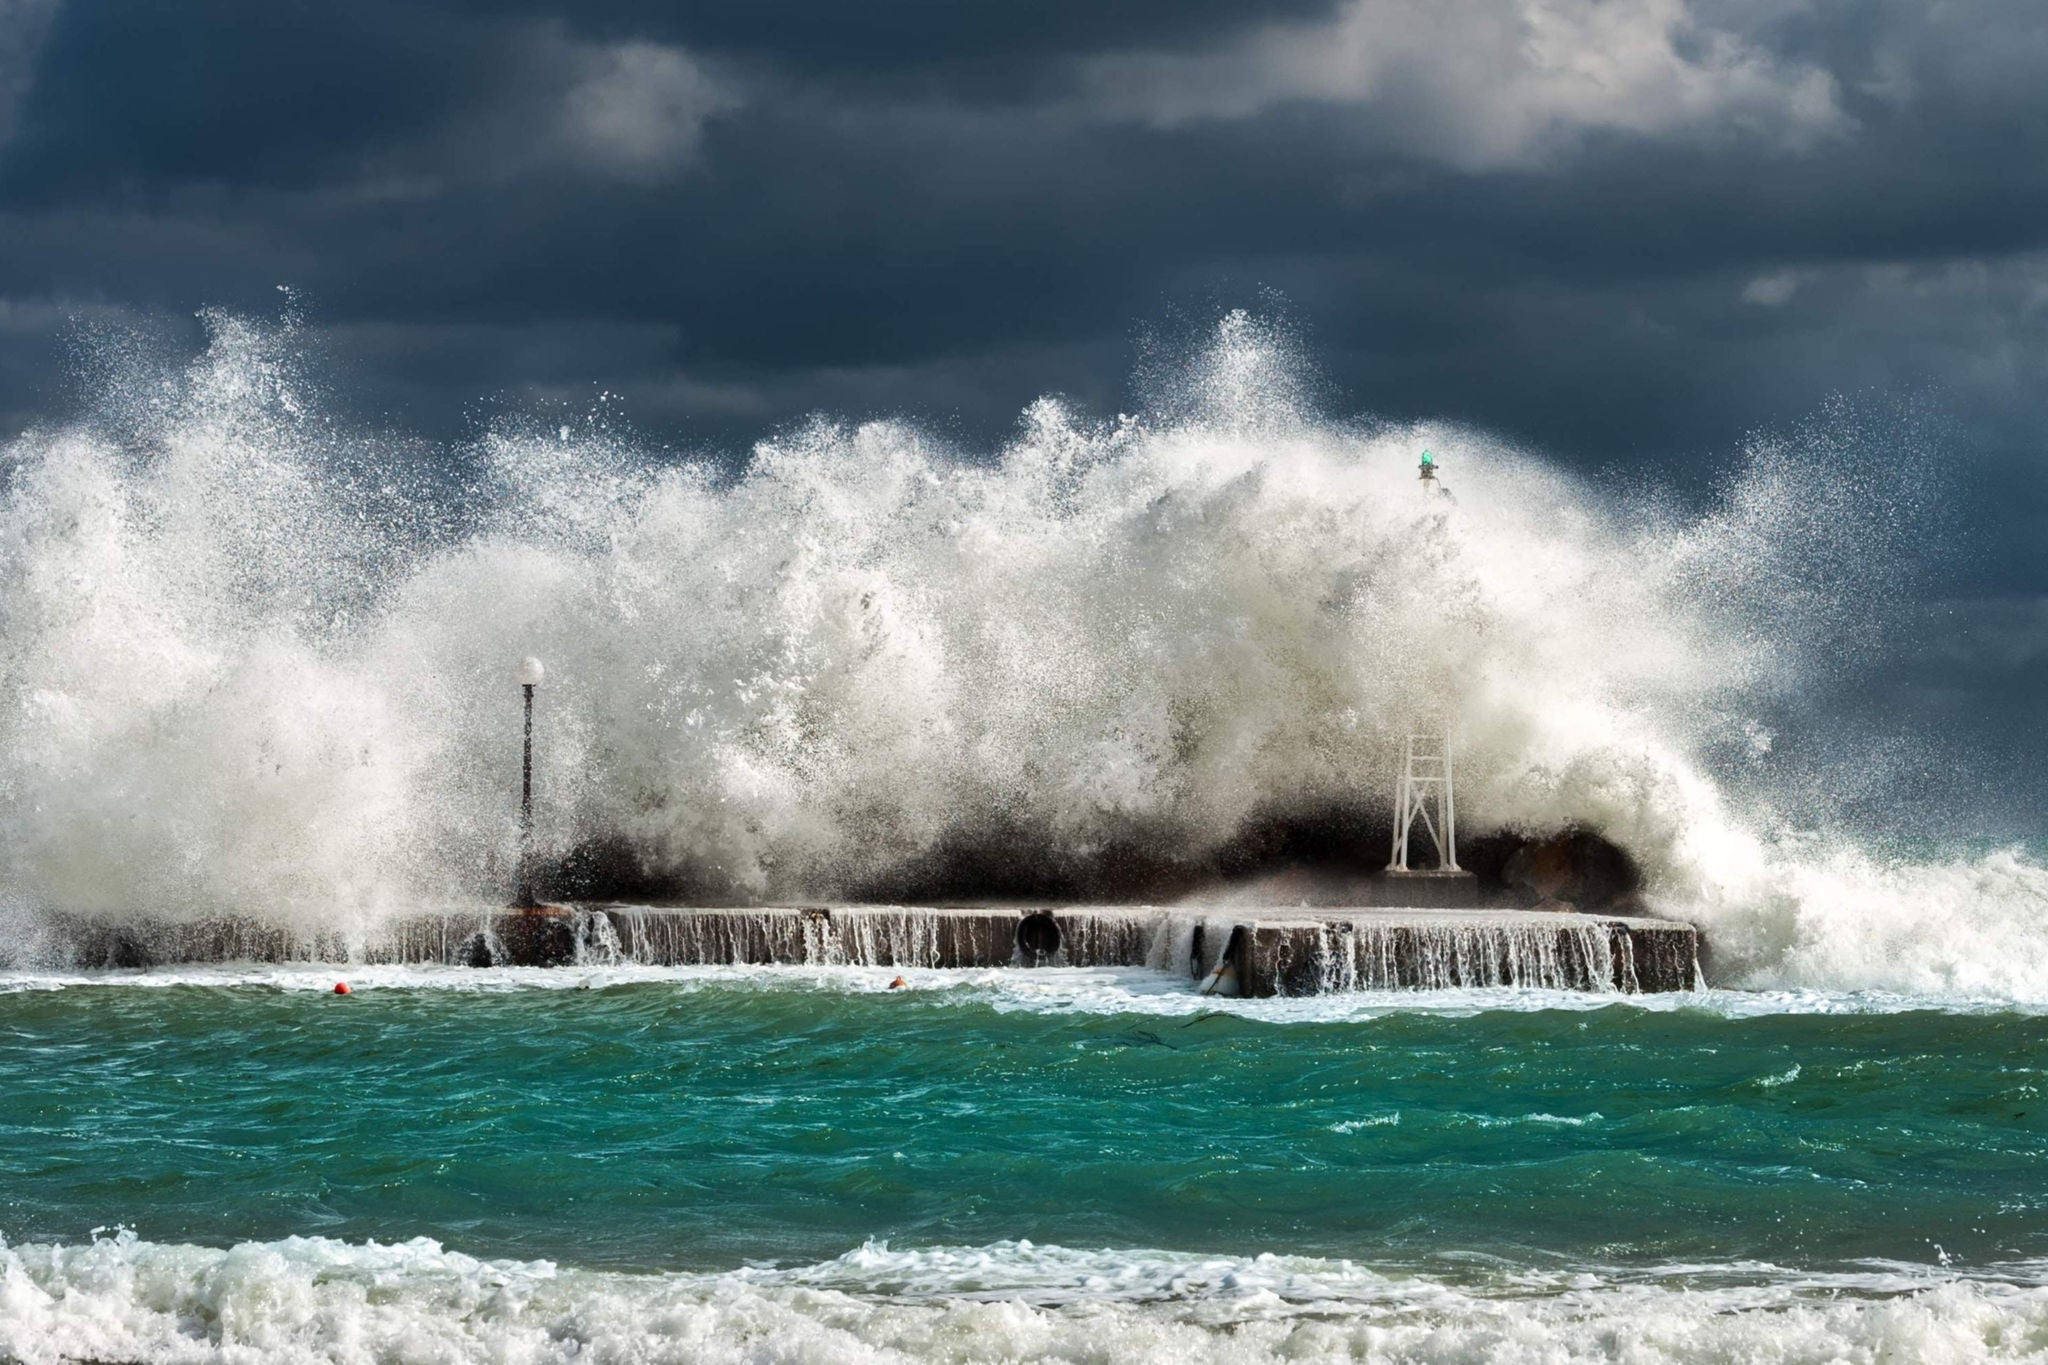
[5,1232,2047,1365]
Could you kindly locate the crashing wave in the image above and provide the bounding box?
[1,308,2039,996]
[5,1232,2046,1365]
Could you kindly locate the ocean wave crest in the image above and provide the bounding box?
[5,1232,2047,1365]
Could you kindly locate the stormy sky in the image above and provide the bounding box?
[4,0,2048,837]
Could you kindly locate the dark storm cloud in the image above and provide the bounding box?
[1,0,2046,480]
[0,1,496,196]
[530,0,1347,91]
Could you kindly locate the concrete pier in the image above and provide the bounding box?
[36,903,1701,995]
[1213,907,1698,994]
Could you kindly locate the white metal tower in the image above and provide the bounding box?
[1387,449,1460,874]
[1389,731,1459,872]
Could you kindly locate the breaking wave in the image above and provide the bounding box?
[6,1232,2048,1365]
[1,307,2042,995]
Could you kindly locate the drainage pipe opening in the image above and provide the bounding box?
[1016,911,1061,966]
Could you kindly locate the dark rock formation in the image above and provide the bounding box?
[1496,830,1644,913]
[524,805,1650,921]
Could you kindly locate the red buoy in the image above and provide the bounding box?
[334,982,352,995]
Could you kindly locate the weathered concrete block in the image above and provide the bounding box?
[1226,910,1699,996]
[1366,870,1484,908]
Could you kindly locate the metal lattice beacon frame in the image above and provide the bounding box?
[1390,730,1459,873]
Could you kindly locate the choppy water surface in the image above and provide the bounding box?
[6,969,2048,1362]
[6,311,2047,1360]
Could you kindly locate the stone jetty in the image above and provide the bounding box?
[40,903,1701,995]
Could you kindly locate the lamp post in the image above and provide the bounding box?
[515,656,545,908]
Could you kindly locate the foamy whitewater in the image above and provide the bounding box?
[0,308,2037,996]
[11,1233,2048,1365]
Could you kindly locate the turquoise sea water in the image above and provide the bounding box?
[7,967,2048,1361]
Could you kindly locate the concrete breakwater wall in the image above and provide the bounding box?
[1224,912,1700,995]
[35,904,1700,995]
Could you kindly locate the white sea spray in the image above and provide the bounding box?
[2,309,2043,998]
[5,1232,2048,1365]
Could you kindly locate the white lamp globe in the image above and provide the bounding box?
[517,656,546,687]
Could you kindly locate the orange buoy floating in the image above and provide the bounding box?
[887,976,908,990]
[334,982,352,995]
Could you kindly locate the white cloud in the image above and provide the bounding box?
[560,40,737,179]
[1741,269,1802,305]
[341,31,738,193]
[1076,0,1846,169]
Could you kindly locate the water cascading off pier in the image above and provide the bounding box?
[38,904,1701,995]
